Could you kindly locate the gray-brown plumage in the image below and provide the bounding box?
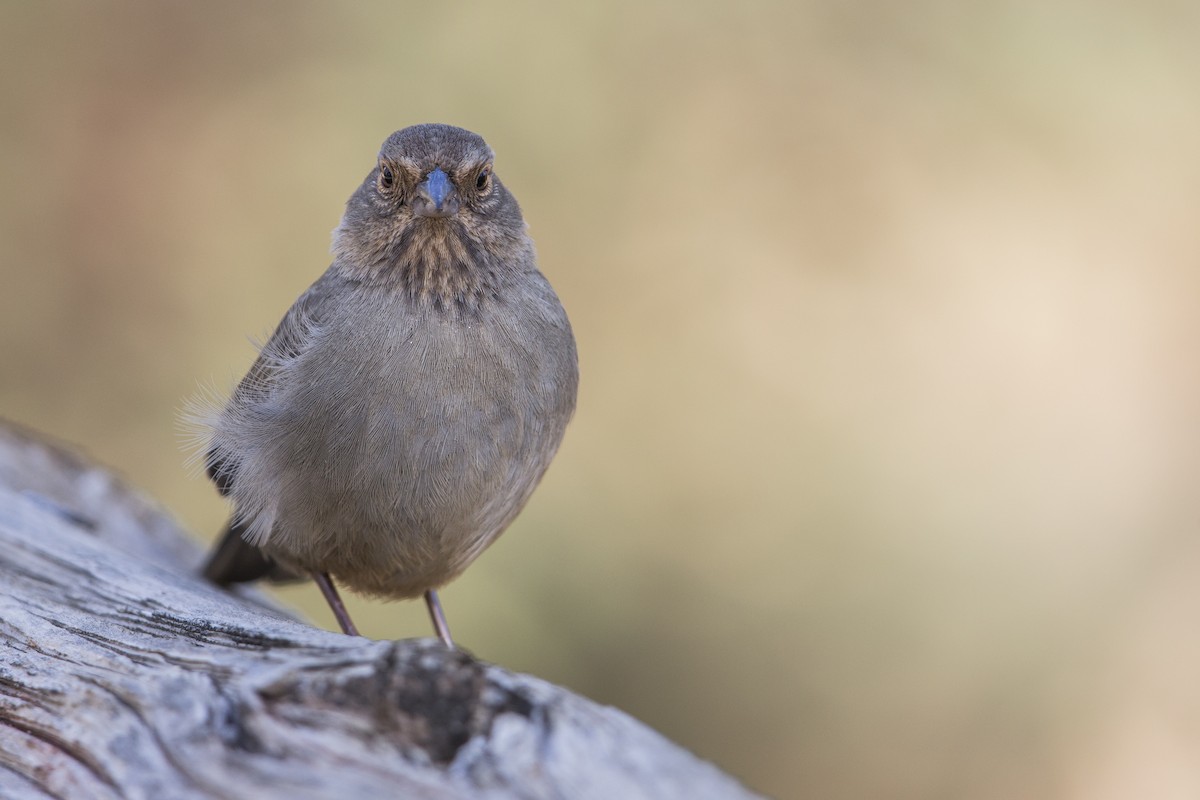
[200,124,578,644]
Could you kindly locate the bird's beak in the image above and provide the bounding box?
[413,167,459,218]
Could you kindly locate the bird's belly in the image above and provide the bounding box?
[247,331,563,597]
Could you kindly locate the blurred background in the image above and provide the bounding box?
[2,2,1199,797]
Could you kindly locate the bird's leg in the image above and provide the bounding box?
[313,571,360,636]
[424,589,454,647]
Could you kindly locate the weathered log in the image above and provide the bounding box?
[0,421,760,799]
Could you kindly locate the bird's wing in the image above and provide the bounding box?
[202,270,347,586]
[204,270,343,497]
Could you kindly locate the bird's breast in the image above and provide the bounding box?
[227,277,577,596]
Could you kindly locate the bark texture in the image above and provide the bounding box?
[0,421,760,800]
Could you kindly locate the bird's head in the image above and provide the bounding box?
[332,124,529,291]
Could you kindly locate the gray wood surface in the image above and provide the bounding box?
[0,422,762,799]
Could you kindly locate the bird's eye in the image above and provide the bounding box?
[378,164,396,192]
[475,167,492,193]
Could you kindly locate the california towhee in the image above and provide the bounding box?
[198,124,578,645]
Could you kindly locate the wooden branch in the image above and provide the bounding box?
[0,421,761,800]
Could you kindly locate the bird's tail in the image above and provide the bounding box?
[202,519,306,585]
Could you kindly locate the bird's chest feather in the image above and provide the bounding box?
[281,295,545,483]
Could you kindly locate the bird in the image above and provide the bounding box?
[197,124,579,646]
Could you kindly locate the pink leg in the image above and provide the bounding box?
[424,589,454,647]
[313,571,360,636]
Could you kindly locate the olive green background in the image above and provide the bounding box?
[3,3,1199,798]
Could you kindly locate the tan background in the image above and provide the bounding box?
[3,2,1199,798]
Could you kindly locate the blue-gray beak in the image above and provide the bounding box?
[413,167,458,218]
